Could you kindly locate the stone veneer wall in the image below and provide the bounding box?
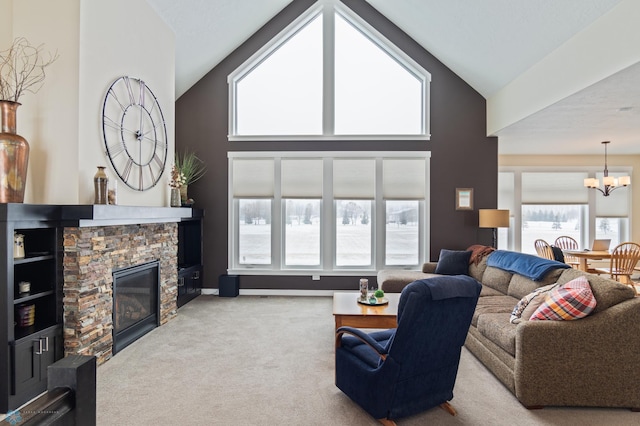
[62,223,178,364]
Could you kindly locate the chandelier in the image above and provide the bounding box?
[583,141,630,196]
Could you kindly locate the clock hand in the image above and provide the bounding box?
[138,81,145,140]
[104,117,142,137]
[141,123,162,136]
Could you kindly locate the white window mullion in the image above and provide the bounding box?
[419,201,426,265]
[228,157,234,270]
[273,158,282,269]
[375,158,384,270]
[514,171,523,252]
[323,158,334,271]
[322,3,335,135]
[421,157,430,263]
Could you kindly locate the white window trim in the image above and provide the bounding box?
[228,151,431,276]
[227,0,431,141]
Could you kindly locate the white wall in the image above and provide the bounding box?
[10,0,80,204]
[4,0,175,206]
[78,0,175,206]
[0,0,11,43]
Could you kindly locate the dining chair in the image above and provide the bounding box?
[534,239,555,260]
[553,236,581,269]
[594,242,640,295]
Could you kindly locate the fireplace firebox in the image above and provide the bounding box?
[112,260,160,354]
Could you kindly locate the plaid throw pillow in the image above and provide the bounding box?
[530,276,596,321]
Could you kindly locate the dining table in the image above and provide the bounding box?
[562,250,611,272]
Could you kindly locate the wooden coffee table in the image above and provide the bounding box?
[333,292,400,330]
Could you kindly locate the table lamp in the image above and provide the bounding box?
[479,209,510,248]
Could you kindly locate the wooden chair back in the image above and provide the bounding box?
[554,236,580,267]
[609,242,640,284]
[534,239,555,260]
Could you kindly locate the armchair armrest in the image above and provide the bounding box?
[335,326,388,360]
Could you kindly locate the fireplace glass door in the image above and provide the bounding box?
[112,260,160,354]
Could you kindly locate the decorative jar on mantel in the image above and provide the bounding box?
[0,101,29,203]
[170,187,181,207]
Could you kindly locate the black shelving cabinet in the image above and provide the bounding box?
[0,205,63,413]
[177,210,203,308]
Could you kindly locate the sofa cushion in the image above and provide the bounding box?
[481,266,513,294]
[507,267,564,300]
[480,286,503,297]
[472,295,517,326]
[509,283,559,324]
[434,249,471,275]
[530,276,596,321]
[556,268,635,314]
[477,313,517,356]
[469,256,488,282]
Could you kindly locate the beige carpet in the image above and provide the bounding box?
[97,295,638,425]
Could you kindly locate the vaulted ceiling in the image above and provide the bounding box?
[147,0,640,156]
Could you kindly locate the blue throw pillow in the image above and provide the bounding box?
[434,249,471,275]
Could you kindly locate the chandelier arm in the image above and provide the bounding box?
[606,185,624,195]
[589,186,607,196]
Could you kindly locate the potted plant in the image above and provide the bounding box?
[174,150,206,205]
[374,289,385,303]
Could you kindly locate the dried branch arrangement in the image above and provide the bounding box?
[0,37,59,102]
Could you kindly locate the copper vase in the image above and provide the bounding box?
[0,101,29,203]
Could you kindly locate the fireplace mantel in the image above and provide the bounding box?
[1,203,201,227]
[61,205,200,227]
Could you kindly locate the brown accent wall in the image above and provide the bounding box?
[175,0,498,291]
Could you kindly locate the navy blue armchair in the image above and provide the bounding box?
[335,275,481,425]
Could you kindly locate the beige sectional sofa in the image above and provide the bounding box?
[378,251,640,410]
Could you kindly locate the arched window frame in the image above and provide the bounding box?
[227,0,431,141]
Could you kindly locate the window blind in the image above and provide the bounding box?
[521,172,588,204]
[383,159,425,200]
[281,159,323,198]
[232,158,275,197]
[333,159,376,199]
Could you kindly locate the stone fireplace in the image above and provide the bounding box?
[62,223,178,365]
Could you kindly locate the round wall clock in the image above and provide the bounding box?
[102,76,168,191]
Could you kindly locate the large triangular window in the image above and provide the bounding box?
[228,0,430,140]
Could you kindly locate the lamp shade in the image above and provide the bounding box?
[479,209,509,228]
[618,176,631,186]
